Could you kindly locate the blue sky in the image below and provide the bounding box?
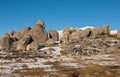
[0,0,120,37]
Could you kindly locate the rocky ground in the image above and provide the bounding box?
[0,44,120,77]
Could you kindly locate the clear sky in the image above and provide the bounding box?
[0,0,120,37]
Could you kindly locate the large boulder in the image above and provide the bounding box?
[69,30,81,43]
[0,33,11,50]
[80,28,92,38]
[117,30,120,38]
[29,21,48,45]
[16,34,32,50]
[13,27,31,40]
[46,38,55,46]
[60,32,70,44]
[62,27,72,33]
[26,41,39,51]
[48,30,59,41]
[102,25,110,35]
[60,27,72,44]
[91,28,104,38]
[92,25,110,38]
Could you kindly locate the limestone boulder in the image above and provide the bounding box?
[80,28,92,38]
[48,30,59,41]
[16,34,32,50]
[13,27,31,40]
[60,27,72,44]
[91,28,104,38]
[60,32,70,44]
[0,33,11,50]
[29,21,48,45]
[46,38,55,45]
[62,27,72,34]
[69,30,81,43]
[92,25,110,38]
[102,25,110,35]
[26,41,39,51]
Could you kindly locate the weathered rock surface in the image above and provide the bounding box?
[46,38,55,45]
[29,21,48,45]
[60,27,72,44]
[17,34,32,50]
[26,41,39,51]
[102,25,110,35]
[0,33,11,50]
[13,27,31,40]
[80,28,92,38]
[48,30,59,41]
[91,25,110,38]
[37,20,45,29]
[69,30,81,43]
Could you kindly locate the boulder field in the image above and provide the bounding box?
[0,20,59,51]
[0,20,120,56]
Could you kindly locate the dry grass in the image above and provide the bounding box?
[12,68,45,76]
[60,50,70,55]
[11,63,120,77]
[44,61,60,65]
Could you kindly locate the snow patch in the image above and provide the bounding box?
[80,26,94,30]
[110,30,117,34]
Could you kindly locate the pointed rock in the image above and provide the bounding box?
[37,20,45,29]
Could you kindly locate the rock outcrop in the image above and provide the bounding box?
[80,28,92,38]
[26,41,39,51]
[102,25,110,35]
[46,38,55,46]
[0,20,119,56]
[48,30,59,41]
[92,25,110,38]
[17,34,32,50]
[0,33,11,50]
[13,27,31,40]
[29,21,48,45]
